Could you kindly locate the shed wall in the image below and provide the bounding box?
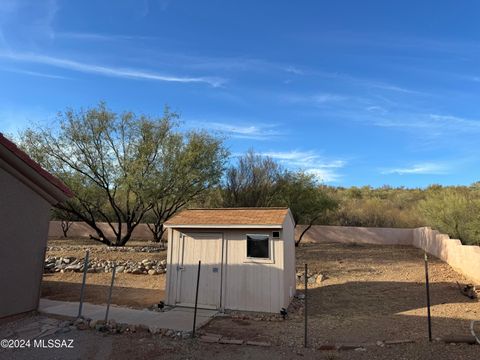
[0,168,51,318]
[282,214,296,307]
[166,226,295,313]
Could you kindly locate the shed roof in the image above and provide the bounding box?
[0,133,74,204]
[164,207,293,228]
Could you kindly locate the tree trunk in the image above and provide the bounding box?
[60,220,72,238]
[295,223,313,247]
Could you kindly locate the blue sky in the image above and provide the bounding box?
[1,1,480,187]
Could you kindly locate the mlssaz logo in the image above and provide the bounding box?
[33,339,74,348]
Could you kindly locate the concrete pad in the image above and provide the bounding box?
[39,299,217,332]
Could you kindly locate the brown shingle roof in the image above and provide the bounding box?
[164,208,290,227]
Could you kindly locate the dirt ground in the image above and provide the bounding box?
[34,239,480,358]
[42,239,166,309]
[203,242,480,348]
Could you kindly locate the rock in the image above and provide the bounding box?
[318,344,336,351]
[316,274,325,284]
[246,341,271,347]
[200,335,221,343]
[116,266,125,273]
[219,339,244,345]
[136,324,149,332]
[65,264,82,271]
[384,339,414,345]
[148,269,157,275]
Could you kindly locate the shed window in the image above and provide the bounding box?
[247,234,269,258]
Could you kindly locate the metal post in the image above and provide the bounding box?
[304,263,308,348]
[77,250,90,318]
[424,252,432,342]
[192,260,201,337]
[104,263,117,323]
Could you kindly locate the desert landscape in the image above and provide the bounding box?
[25,236,478,359]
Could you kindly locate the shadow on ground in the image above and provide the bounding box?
[203,280,479,347]
[41,280,164,309]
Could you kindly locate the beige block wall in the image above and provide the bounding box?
[412,227,480,284]
[48,221,155,241]
[296,224,480,285]
[0,168,51,318]
[296,225,413,245]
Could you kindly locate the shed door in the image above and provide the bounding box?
[176,232,223,308]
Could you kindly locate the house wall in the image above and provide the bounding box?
[0,168,51,318]
[166,226,294,313]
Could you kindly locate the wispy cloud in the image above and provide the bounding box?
[261,150,345,182]
[283,65,304,75]
[0,51,226,87]
[191,121,282,140]
[282,92,348,106]
[0,66,69,79]
[54,32,156,42]
[373,113,480,133]
[381,162,449,175]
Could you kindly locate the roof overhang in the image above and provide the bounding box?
[0,134,73,205]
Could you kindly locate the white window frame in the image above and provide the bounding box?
[244,233,275,264]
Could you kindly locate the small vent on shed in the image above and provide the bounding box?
[273,231,280,238]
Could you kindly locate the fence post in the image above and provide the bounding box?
[77,249,90,318]
[424,252,432,341]
[192,260,201,337]
[304,263,308,348]
[104,263,117,323]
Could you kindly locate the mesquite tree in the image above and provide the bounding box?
[21,102,227,246]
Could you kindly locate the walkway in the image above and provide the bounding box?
[39,298,217,332]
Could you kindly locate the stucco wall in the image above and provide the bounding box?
[296,224,480,285]
[296,225,413,245]
[0,168,51,318]
[412,227,480,284]
[48,221,155,241]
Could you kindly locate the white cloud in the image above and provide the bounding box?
[283,92,347,106]
[0,51,225,87]
[191,121,282,140]
[260,150,345,182]
[373,113,480,133]
[284,66,304,75]
[382,163,449,175]
[0,67,69,79]
[54,32,156,42]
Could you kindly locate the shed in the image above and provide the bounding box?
[0,133,73,318]
[164,207,296,313]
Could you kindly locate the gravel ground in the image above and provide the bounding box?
[0,314,478,360]
[19,240,480,359]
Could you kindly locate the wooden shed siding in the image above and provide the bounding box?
[223,229,285,313]
[282,214,296,307]
[165,216,295,313]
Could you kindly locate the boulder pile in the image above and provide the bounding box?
[44,256,167,275]
[47,245,164,253]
